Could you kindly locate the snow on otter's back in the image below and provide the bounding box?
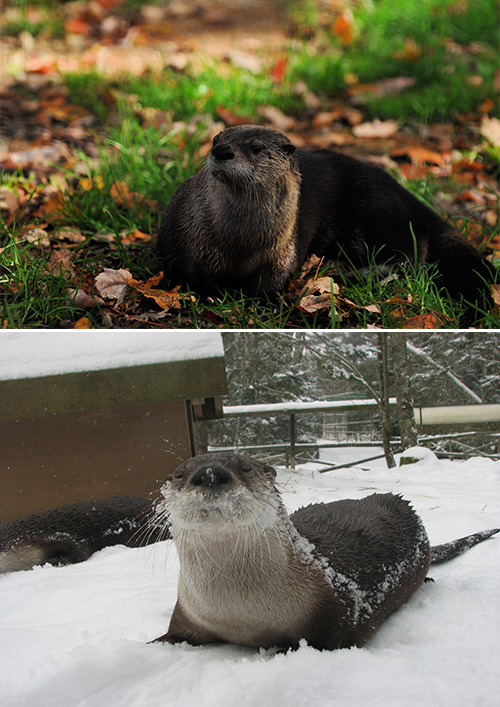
[1,454,499,707]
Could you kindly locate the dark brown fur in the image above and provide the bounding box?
[152,452,498,651]
[0,497,161,573]
[156,125,497,322]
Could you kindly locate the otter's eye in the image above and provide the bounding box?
[250,142,264,154]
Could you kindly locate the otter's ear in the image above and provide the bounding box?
[282,142,296,155]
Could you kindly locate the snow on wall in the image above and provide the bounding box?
[0,331,224,381]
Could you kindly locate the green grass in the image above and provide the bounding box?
[1,0,498,328]
[289,0,499,122]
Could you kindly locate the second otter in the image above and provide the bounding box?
[156,125,496,315]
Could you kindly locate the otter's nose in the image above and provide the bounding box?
[190,465,231,488]
[211,143,234,161]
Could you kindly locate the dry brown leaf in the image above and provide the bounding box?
[392,38,422,62]
[300,276,340,297]
[110,182,157,211]
[74,317,93,329]
[44,249,75,280]
[353,120,399,139]
[95,268,132,302]
[129,276,195,310]
[67,287,99,309]
[391,146,446,166]
[57,227,87,244]
[121,229,152,245]
[363,303,382,314]
[0,187,20,224]
[216,105,253,126]
[34,190,65,223]
[257,105,295,131]
[299,292,333,314]
[22,226,51,249]
[403,313,442,329]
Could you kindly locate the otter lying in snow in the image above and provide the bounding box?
[156,125,497,323]
[1,453,498,652]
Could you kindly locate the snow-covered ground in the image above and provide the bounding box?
[1,450,499,707]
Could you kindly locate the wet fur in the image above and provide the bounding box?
[156,126,497,320]
[0,497,163,573]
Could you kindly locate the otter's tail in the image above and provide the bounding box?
[427,227,497,326]
[430,528,499,565]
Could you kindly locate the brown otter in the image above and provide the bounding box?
[156,125,497,322]
[0,497,163,573]
[152,452,499,651]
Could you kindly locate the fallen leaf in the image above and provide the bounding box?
[21,226,51,249]
[331,11,356,45]
[298,292,333,314]
[95,268,132,302]
[300,276,340,297]
[0,187,20,224]
[44,249,75,280]
[403,313,442,329]
[74,317,93,328]
[34,190,66,223]
[392,38,422,62]
[270,56,287,83]
[391,146,446,165]
[56,227,87,244]
[129,276,195,310]
[353,119,399,139]
[110,182,158,213]
[348,77,415,103]
[216,105,253,126]
[257,105,295,131]
[67,288,99,309]
[121,229,152,245]
[363,303,382,314]
[80,176,105,191]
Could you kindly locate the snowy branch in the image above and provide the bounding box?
[406,341,482,403]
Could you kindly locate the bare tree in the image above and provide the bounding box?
[391,333,419,450]
[377,333,396,468]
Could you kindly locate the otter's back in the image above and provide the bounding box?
[291,493,430,591]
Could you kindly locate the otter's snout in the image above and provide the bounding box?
[211,143,234,161]
[190,464,231,488]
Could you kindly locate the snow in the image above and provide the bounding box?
[223,399,396,415]
[0,331,224,381]
[1,452,499,707]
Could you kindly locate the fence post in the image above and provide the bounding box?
[290,413,296,469]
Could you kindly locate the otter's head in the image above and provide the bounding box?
[207,125,299,190]
[156,452,282,534]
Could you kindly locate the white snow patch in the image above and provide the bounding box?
[0,331,224,380]
[1,455,499,707]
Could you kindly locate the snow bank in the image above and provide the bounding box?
[0,331,224,381]
[1,454,499,707]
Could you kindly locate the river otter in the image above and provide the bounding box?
[0,497,165,573]
[156,125,496,321]
[152,452,499,651]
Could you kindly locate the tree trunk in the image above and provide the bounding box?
[377,333,397,468]
[390,333,419,450]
